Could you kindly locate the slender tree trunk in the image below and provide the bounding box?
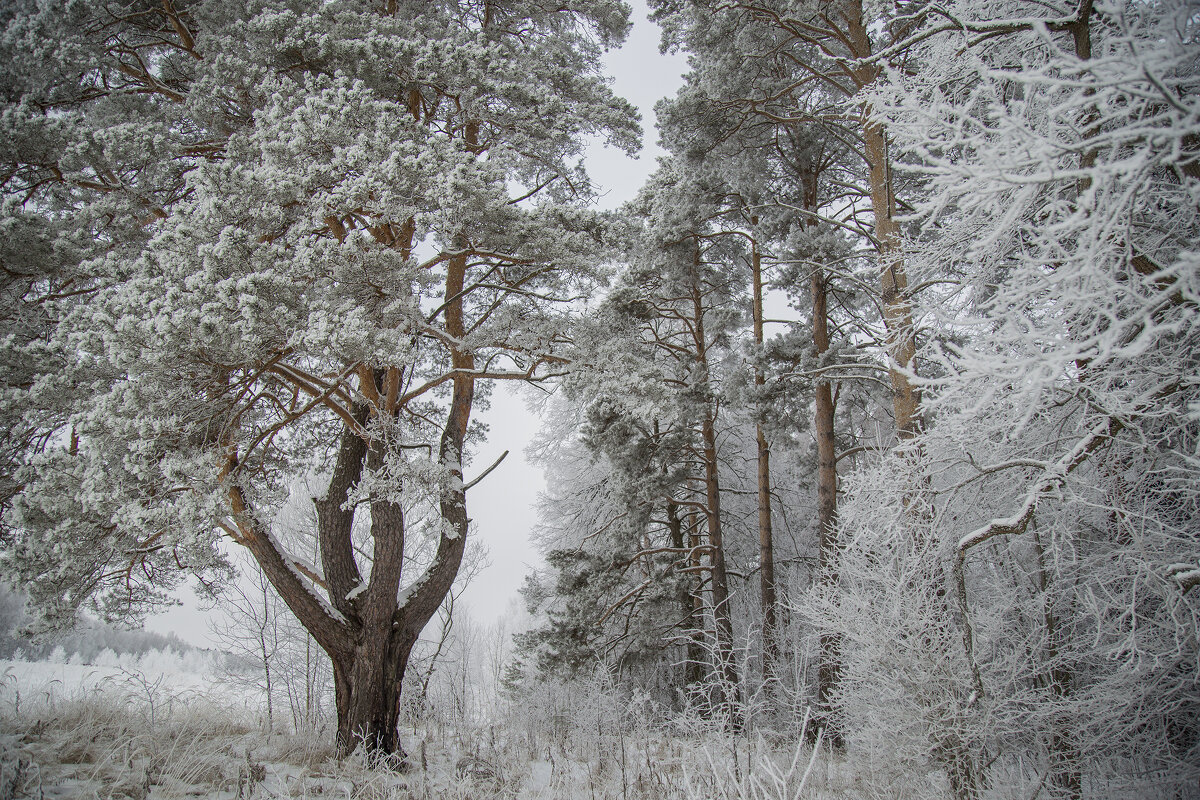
[668,499,704,703]
[861,118,920,438]
[684,508,708,703]
[750,219,778,682]
[689,242,739,723]
[258,580,274,730]
[811,259,844,749]
[791,156,845,747]
[701,408,737,707]
[843,1,922,439]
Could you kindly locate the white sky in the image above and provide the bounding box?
[454,1,688,625]
[147,1,688,645]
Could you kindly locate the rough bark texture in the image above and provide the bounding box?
[314,406,368,622]
[332,628,412,757]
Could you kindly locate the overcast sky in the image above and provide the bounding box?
[147,1,689,645]
[453,2,689,625]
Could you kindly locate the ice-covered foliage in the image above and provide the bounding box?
[0,0,635,629]
[0,0,640,758]
[808,0,1200,796]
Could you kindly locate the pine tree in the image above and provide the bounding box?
[0,0,637,758]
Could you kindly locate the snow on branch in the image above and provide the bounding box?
[1167,563,1200,595]
[957,415,1119,553]
[463,450,508,491]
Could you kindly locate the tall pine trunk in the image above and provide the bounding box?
[843,1,922,438]
[795,158,845,748]
[811,260,843,749]
[750,219,778,682]
[689,241,739,723]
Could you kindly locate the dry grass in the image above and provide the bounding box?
[0,667,870,800]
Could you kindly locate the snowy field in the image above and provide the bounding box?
[0,655,872,800]
[2,653,223,699]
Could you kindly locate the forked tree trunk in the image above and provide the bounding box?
[309,429,467,761]
[235,253,473,762]
[219,110,484,762]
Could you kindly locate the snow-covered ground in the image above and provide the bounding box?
[0,655,861,799]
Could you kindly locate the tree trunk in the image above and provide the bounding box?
[861,118,921,438]
[1033,525,1081,799]
[332,630,415,759]
[668,499,705,703]
[216,114,486,762]
[811,260,844,749]
[843,1,922,439]
[701,408,738,711]
[789,152,844,747]
[750,219,778,682]
[688,242,739,723]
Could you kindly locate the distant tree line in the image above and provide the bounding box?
[0,583,194,662]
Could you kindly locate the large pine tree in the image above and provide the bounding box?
[0,0,636,758]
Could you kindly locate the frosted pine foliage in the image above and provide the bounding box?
[0,0,638,630]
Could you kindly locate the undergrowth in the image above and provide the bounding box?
[0,666,871,800]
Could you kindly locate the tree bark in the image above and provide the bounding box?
[688,241,739,723]
[313,405,368,622]
[668,499,705,702]
[842,0,923,439]
[750,219,778,682]
[792,153,845,746]
[701,408,738,711]
[811,259,843,749]
[332,628,414,758]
